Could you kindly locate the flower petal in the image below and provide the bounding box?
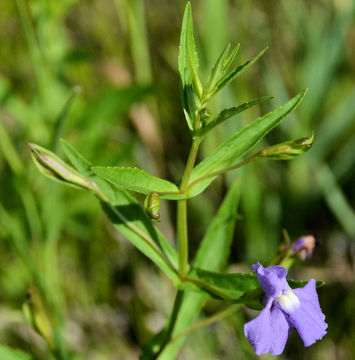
[252,263,290,298]
[244,301,292,355]
[288,279,327,346]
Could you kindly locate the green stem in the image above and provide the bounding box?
[177,200,188,277]
[150,290,184,360]
[148,138,201,358]
[170,304,242,343]
[177,138,201,277]
[180,138,201,191]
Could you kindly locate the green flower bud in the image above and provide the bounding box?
[144,192,161,221]
[257,133,314,160]
[22,287,55,349]
[29,143,91,189]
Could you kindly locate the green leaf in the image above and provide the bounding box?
[288,279,325,289]
[0,344,32,360]
[223,43,240,72]
[182,85,197,129]
[207,43,231,83]
[179,2,201,92]
[101,192,179,284]
[206,44,231,93]
[180,268,260,301]
[179,2,202,127]
[60,140,180,282]
[61,139,126,200]
[60,138,92,176]
[188,90,307,197]
[316,164,355,237]
[183,109,193,131]
[91,166,179,195]
[194,96,273,138]
[193,179,242,270]
[180,268,325,304]
[205,43,240,98]
[146,181,242,359]
[208,47,268,98]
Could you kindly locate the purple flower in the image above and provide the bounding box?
[244,263,327,355]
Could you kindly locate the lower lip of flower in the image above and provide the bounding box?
[277,290,301,313]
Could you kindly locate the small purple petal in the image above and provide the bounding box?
[288,279,327,346]
[244,300,291,355]
[252,263,290,297]
[293,237,306,252]
[292,235,317,259]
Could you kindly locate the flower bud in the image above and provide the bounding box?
[292,235,318,260]
[22,286,54,348]
[29,143,91,189]
[144,192,161,221]
[257,133,314,160]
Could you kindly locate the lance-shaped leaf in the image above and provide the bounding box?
[179,268,325,306]
[193,179,242,271]
[179,2,202,128]
[193,96,273,138]
[205,43,240,96]
[256,132,314,160]
[223,43,240,72]
[207,47,268,99]
[179,268,260,301]
[30,140,180,283]
[61,140,179,275]
[187,90,307,197]
[142,181,242,359]
[91,166,179,195]
[101,193,179,284]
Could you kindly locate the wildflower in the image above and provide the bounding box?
[244,263,327,355]
[292,235,318,260]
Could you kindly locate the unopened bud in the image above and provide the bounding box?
[29,143,91,189]
[292,235,318,260]
[23,287,54,348]
[258,133,314,160]
[144,192,160,221]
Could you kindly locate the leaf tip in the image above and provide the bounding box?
[184,1,192,15]
[260,46,269,56]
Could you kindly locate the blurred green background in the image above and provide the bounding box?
[0,0,354,359]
